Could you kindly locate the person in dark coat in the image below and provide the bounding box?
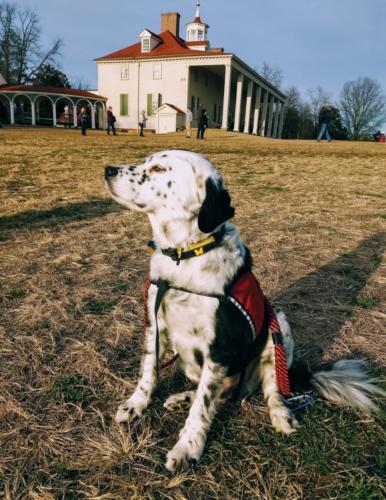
[79,107,88,136]
[107,106,117,135]
[195,105,203,138]
[198,109,208,140]
[316,106,333,142]
[139,110,147,137]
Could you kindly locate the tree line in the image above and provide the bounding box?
[259,63,386,141]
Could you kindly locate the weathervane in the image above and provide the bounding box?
[196,0,201,18]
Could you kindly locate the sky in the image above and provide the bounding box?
[15,0,386,102]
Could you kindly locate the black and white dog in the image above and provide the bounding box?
[105,150,384,472]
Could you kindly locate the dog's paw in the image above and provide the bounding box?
[165,438,202,472]
[270,406,298,435]
[163,391,195,411]
[115,393,148,423]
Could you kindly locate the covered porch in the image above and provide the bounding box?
[0,85,107,130]
[187,57,287,138]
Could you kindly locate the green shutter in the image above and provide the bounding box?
[147,94,153,116]
[120,94,128,116]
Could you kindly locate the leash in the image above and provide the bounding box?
[265,300,291,398]
[143,275,179,377]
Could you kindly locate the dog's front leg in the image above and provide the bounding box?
[165,360,226,472]
[115,287,167,423]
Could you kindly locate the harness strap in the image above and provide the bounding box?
[143,277,292,397]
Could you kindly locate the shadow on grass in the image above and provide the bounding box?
[0,198,123,240]
[273,231,386,365]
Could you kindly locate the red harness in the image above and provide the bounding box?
[143,272,292,397]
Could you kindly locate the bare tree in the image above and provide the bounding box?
[285,86,301,109]
[0,2,62,84]
[340,77,386,140]
[0,2,16,82]
[307,85,333,132]
[257,62,283,90]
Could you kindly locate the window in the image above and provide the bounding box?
[147,94,152,116]
[153,64,162,79]
[120,94,128,116]
[120,65,129,80]
[142,37,150,52]
[197,29,204,40]
[147,93,162,116]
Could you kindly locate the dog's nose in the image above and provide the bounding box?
[105,166,119,179]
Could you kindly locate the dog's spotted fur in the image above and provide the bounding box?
[106,150,385,472]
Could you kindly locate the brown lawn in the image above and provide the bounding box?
[0,128,385,499]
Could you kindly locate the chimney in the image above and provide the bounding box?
[161,12,180,37]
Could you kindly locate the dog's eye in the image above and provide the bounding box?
[149,165,167,174]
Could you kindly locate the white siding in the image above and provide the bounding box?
[97,59,189,129]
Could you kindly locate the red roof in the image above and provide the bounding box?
[0,84,107,100]
[191,16,209,28]
[157,103,184,113]
[186,40,209,46]
[96,30,225,61]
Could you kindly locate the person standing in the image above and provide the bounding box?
[64,104,71,128]
[195,105,203,138]
[316,106,333,142]
[79,107,88,136]
[198,108,208,140]
[139,110,147,137]
[185,107,193,138]
[107,107,117,135]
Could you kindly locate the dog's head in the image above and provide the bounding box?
[105,150,234,237]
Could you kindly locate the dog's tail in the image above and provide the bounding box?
[290,359,385,414]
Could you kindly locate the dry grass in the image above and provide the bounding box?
[0,128,385,499]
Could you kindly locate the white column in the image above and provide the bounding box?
[243,80,253,134]
[233,72,244,132]
[252,86,262,135]
[73,103,78,127]
[260,91,269,137]
[272,101,280,138]
[103,103,108,129]
[52,101,57,126]
[221,64,232,130]
[278,102,286,139]
[31,100,36,125]
[266,96,275,138]
[91,105,96,129]
[10,99,15,124]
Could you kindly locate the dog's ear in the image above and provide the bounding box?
[198,177,235,233]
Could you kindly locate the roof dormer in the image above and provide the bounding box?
[139,29,162,53]
[186,1,210,49]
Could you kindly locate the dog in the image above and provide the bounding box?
[105,150,384,472]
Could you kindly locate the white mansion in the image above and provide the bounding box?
[96,2,286,137]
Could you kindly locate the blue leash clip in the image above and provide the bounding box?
[284,391,316,412]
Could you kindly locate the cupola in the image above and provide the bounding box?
[186,1,210,50]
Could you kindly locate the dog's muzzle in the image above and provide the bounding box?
[105,166,119,180]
